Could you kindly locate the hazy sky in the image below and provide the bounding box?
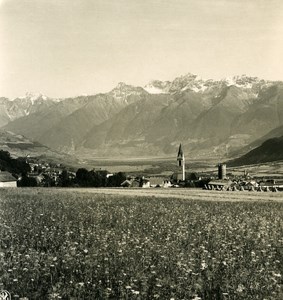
[1,0,283,98]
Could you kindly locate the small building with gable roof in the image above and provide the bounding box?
[0,171,17,187]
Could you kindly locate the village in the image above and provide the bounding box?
[0,144,282,192]
[120,144,283,192]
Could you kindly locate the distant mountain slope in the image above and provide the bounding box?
[0,98,12,127]
[228,136,283,166]
[231,84,283,140]
[3,96,89,140]
[0,129,72,163]
[39,91,147,152]
[186,85,256,139]
[0,94,58,127]
[83,93,173,155]
[233,124,283,159]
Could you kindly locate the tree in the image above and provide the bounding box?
[18,175,37,187]
[42,174,56,187]
[107,172,126,187]
[75,168,108,187]
[76,168,91,186]
[0,150,30,174]
[58,170,73,187]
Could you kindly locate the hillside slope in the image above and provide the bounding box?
[0,129,77,166]
[228,136,283,166]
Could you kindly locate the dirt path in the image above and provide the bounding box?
[2,187,281,202]
[70,188,283,202]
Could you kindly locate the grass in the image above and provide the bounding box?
[0,188,282,299]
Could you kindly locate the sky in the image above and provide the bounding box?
[0,0,283,99]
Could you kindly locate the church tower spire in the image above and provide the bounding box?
[177,143,185,181]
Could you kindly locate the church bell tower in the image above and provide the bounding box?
[177,143,185,181]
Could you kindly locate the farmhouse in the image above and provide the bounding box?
[27,173,45,185]
[140,177,151,188]
[241,180,259,191]
[149,176,172,188]
[0,171,17,187]
[121,178,140,188]
[171,172,186,183]
[258,179,283,191]
[207,179,232,190]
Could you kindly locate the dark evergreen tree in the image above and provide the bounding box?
[75,168,109,187]
[58,169,74,187]
[42,174,56,187]
[107,172,126,187]
[18,175,37,187]
[76,168,91,186]
[0,150,30,174]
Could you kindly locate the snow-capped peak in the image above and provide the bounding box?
[144,80,171,94]
[145,73,210,95]
[110,82,146,101]
[222,75,261,88]
[144,73,270,95]
[17,92,48,104]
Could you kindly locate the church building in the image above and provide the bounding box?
[177,143,186,181]
[171,143,186,183]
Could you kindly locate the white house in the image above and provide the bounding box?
[0,171,17,187]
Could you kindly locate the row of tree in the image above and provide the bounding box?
[0,150,30,175]
[19,168,127,188]
[75,169,126,187]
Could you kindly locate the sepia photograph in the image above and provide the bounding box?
[0,0,282,299]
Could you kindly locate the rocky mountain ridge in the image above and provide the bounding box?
[0,93,60,127]
[1,73,283,160]
[144,74,271,95]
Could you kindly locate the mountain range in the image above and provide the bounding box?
[0,93,58,127]
[1,73,283,162]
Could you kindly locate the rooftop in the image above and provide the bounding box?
[0,171,17,182]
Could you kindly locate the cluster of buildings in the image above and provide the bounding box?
[25,161,74,186]
[121,143,283,192]
[206,165,283,192]
[121,176,173,188]
[0,160,74,187]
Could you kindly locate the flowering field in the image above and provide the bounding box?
[0,188,282,300]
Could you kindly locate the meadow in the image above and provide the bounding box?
[0,188,282,299]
